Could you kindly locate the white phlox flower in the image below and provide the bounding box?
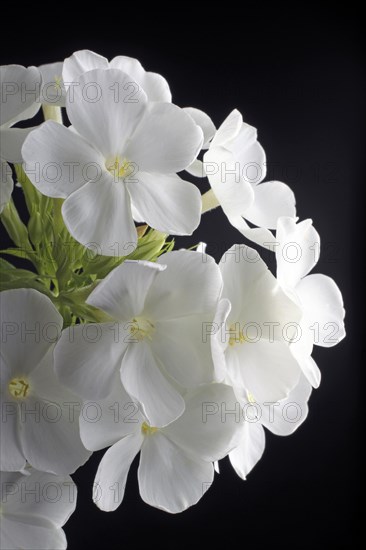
[0,289,91,474]
[79,379,240,513]
[275,216,346,388]
[55,250,222,427]
[203,109,296,247]
[22,67,203,255]
[211,244,303,404]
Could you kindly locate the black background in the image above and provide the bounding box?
[1,7,364,549]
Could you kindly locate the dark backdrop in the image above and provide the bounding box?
[1,7,364,549]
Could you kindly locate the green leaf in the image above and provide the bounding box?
[0,257,15,270]
[0,247,36,263]
[0,265,52,296]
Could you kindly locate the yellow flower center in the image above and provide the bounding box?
[54,75,62,90]
[247,390,256,404]
[106,157,134,179]
[141,422,159,436]
[130,317,155,342]
[228,323,247,346]
[8,377,30,399]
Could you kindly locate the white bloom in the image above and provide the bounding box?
[211,244,302,403]
[203,109,296,247]
[211,244,311,480]
[55,250,222,427]
[0,289,91,474]
[0,160,13,213]
[39,62,65,106]
[22,68,203,255]
[275,216,346,387]
[63,51,214,177]
[63,49,171,102]
[0,64,41,163]
[79,380,239,513]
[0,468,76,549]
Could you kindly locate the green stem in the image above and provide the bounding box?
[42,104,63,123]
[201,189,220,214]
[52,198,64,235]
[1,199,32,250]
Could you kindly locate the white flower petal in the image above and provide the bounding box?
[151,316,215,388]
[0,160,13,213]
[183,107,216,148]
[228,215,278,248]
[219,244,268,321]
[0,289,62,376]
[121,341,185,427]
[54,323,126,400]
[80,373,142,451]
[39,62,65,106]
[127,172,201,235]
[62,174,137,256]
[261,374,312,435]
[196,242,207,254]
[24,351,91,474]
[139,431,214,513]
[296,273,346,347]
[145,250,222,320]
[245,181,296,229]
[87,259,165,321]
[204,147,255,219]
[131,203,145,222]
[220,244,302,334]
[20,394,90,475]
[0,397,25,471]
[1,127,38,164]
[229,125,267,183]
[287,315,318,387]
[125,102,203,173]
[0,515,67,550]
[294,353,321,388]
[2,469,77,527]
[210,109,243,149]
[66,68,147,158]
[211,298,231,382]
[27,349,73,404]
[93,431,143,511]
[110,56,172,102]
[0,65,41,126]
[164,383,240,462]
[22,121,104,198]
[62,50,108,88]
[229,422,265,480]
[227,339,301,403]
[140,72,172,102]
[186,158,205,177]
[276,217,321,288]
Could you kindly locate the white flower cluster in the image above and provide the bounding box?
[0,50,345,549]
